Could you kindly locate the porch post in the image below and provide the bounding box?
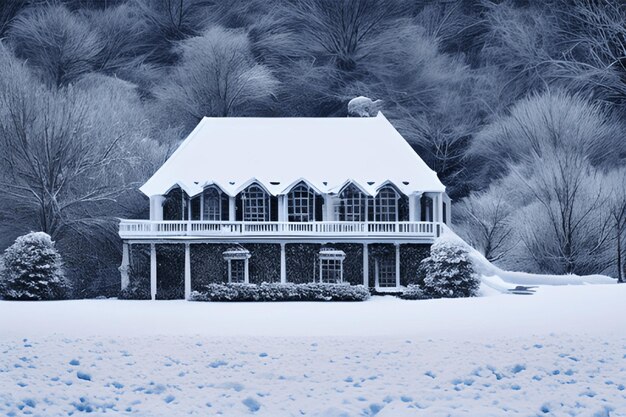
[280,243,287,283]
[437,193,444,223]
[229,196,236,221]
[184,243,191,299]
[244,258,249,283]
[362,243,369,287]
[323,194,334,221]
[150,243,157,300]
[150,195,165,221]
[120,242,130,290]
[395,243,401,288]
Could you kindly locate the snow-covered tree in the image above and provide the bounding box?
[455,188,515,263]
[9,5,102,87]
[420,238,480,298]
[1,232,70,300]
[156,27,278,130]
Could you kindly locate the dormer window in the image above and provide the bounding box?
[241,184,270,221]
[339,184,367,222]
[288,182,316,222]
[374,186,399,222]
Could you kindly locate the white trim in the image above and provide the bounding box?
[184,243,191,299]
[150,243,157,300]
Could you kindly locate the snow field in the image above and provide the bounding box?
[1,334,625,416]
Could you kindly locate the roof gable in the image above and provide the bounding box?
[140,113,446,198]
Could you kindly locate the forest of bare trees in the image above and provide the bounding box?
[0,0,624,295]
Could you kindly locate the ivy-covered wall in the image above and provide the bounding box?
[286,243,320,283]
[246,243,281,284]
[190,243,230,288]
[127,243,150,298]
[331,243,363,286]
[156,244,185,299]
[400,244,431,286]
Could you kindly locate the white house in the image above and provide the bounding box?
[118,112,451,299]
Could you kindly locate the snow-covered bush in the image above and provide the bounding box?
[0,232,71,300]
[399,284,427,300]
[419,238,480,298]
[190,282,370,302]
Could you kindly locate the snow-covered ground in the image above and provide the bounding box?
[2,285,626,416]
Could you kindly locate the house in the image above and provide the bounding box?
[118,112,451,299]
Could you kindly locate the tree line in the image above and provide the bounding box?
[0,0,624,295]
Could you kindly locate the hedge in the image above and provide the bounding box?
[189,282,370,302]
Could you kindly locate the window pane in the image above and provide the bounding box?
[320,258,342,283]
[203,188,221,221]
[339,184,366,222]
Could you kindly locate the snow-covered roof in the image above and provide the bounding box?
[140,113,446,198]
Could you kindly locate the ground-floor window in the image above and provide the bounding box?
[318,248,346,283]
[223,247,251,283]
[376,258,396,287]
[229,259,246,283]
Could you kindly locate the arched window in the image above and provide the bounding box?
[374,186,399,221]
[241,184,270,221]
[203,187,222,221]
[339,184,367,221]
[288,182,316,222]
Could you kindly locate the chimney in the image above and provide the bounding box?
[347,96,383,117]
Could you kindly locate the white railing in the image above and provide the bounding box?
[119,220,441,239]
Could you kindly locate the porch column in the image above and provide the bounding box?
[436,193,444,223]
[280,243,287,283]
[323,194,334,221]
[120,242,130,290]
[395,243,401,288]
[184,243,191,299]
[228,196,236,221]
[150,195,165,221]
[150,243,157,300]
[362,243,369,287]
[244,258,249,284]
[278,196,286,222]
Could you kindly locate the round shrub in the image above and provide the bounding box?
[419,238,480,298]
[1,232,71,300]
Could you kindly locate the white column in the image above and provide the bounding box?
[416,193,422,221]
[280,243,287,283]
[395,243,401,288]
[120,242,130,290]
[323,194,334,221]
[362,243,369,287]
[278,195,288,222]
[184,243,191,299]
[150,195,165,221]
[244,258,249,283]
[437,193,444,223]
[150,243,157,300]
[408,193,417,221]
[229,196,236,221]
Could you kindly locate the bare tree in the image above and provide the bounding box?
[606,168,626,282]
[455,189,515,263]
[510,154,612,275]
[156,27,278,128]
[0,46,156,241]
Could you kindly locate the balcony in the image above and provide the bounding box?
[118,220,442,241]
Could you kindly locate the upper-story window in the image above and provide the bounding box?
[241,184,270,221]
[374,186,399,221]
[288,182,316,222]
[203,187,222,221]
[339,184,367,221]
